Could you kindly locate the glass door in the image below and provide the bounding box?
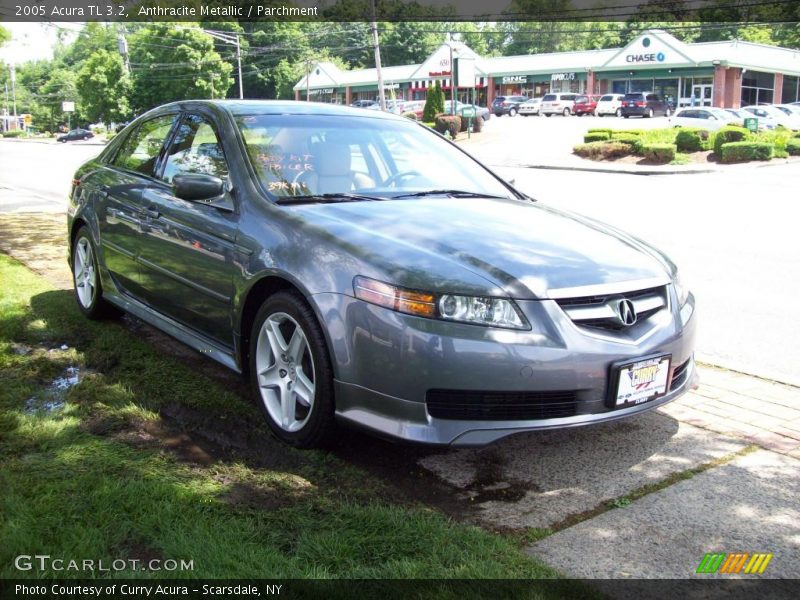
[691,84,713,106]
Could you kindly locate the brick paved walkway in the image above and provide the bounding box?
[660,364,800,457]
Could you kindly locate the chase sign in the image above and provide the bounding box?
[626,52,666,63]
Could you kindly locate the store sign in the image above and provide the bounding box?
[502,75,527,84]
[428,71,451,77]
[62,101,75,112]
[309,88,334,95]
[625,52,666,63]
[551,73,576,81]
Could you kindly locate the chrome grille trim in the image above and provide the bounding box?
[555,285,668,331]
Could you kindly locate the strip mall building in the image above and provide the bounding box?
[294,29,800,109]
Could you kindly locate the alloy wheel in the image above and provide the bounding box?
[254,312,316,433]
[73,237,96,309]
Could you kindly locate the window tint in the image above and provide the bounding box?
[161,114,229,184]
[563,94,577,101]
[623,93,643,100]
[542,94,557,101]
[600,95,613,101]
[113,115,177,176]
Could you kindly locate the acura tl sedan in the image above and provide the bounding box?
[68,100,697,448]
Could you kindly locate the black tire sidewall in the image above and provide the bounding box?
[249,291,336,448]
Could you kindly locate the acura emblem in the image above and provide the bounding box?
[617,299,637,326]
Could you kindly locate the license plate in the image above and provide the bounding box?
[612,354,671,407]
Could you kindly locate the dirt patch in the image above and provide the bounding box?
[221,481,309,511]
[0,213,71,288]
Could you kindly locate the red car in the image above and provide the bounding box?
[573,95,601,116]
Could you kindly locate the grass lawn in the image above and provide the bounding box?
[0,253,595,595]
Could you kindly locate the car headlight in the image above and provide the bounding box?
[353,276,529,330]
[673,271,690,306]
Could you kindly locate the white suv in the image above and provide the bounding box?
[540,93,579,116]
[595,93,626,117]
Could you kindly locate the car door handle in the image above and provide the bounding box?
[97,186,109,199]
[143,207,160,219]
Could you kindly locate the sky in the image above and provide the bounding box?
[0,22,82,65]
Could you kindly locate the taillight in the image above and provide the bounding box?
[636,101,646,107]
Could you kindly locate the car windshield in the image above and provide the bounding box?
[235,113,515,200]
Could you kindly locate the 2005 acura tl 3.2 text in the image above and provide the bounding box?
[67,100,697,448]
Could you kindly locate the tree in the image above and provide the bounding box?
[0,25,10,48]
[423,81,445,122]
[77,50,131,125]
[128,23,233,113]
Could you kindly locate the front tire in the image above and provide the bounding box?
[72,226,119,320]
[615,108,622,117]
[563,108,571,116]
[249,291,336,448]
[647,108,654,118]
[509,107,518,117]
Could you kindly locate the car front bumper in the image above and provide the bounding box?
[313,290,698,446]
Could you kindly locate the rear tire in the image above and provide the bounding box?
[545,113,552,117]
[563,108,571,116]
[615,108,622,117]
[509,107,518,117]
[647,109,654,118]
[249,291,337,448]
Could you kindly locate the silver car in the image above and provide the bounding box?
[68,100,697,448]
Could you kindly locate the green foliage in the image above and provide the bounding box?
[675,129,705,153]
[434,113,461,138]
[719,142,774,163]
[128,24,233,112]
[0,24,10,48]
[713,126,750,156]
[76,50,131,125]
[786,139,800,156]
[1,131,26,138]
[423,81,445,122]
[642,143,677,164]
[584,132,610,143]
[573,141,631,160]
[587,128,613,135]
[401,111,418,121]
[670,153,692,165]
[471,114,484,133]
[611,134,644,154]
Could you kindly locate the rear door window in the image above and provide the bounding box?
[542,94,557,101]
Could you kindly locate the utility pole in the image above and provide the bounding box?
[9,64,17,119]
[306,58,311,101]
[370,0,386,111]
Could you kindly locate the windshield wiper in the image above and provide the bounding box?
[276,192,388,205]
[391,189,510,200]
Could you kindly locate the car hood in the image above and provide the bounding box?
[292,197,673,299]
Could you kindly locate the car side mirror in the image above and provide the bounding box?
[173,173,224,202]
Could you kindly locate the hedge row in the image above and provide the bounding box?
[713,126,749,156]
[718,142,773,163]
[434,114,461,138]
[642,143,676,163]
[787,139,800,156]
[573,141,632,160]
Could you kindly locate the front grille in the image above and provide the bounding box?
[426,389,578,421]
[671,358,691,389]
[555,285,668,332]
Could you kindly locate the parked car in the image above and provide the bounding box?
[669,107,737,131]
[594,93,626,117]
[773,104,800,118]
[491,95,528,117]
[621,92,670,118]
[401,100,426,119]
[741,105,799,130]
[540,93,579,117]
[68,100,696,448]
[573,95,600,116]
[518,97,541,116]
[351,99,378,109]
[58,128,94,142]
[444,100,491,122]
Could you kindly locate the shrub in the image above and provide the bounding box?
[422,81,445,122]
[584,132,610,143]
[719,141,773,163]
[675,128,705,152]
[401,111,418,121]
[642,143,676,164]
[619,129,644,136]
[713,125,749,156]
[610,133,642,154]
[2,130,26,138]
[434,114,461,138]
[471,115,484,133]
[786,139,800,156]
[573,141,631,160]
[587,128,612,135]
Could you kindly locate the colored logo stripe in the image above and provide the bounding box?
[697,552,773,574]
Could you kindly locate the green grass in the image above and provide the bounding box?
[0,254,582,589]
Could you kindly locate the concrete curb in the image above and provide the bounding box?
[520,157,800,176]
[0,138,106,146]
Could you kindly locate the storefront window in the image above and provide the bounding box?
[741,71,774,106]
[781,75,799,103]
[611,80,627,94]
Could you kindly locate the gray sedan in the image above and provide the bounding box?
[67,100,697,448]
